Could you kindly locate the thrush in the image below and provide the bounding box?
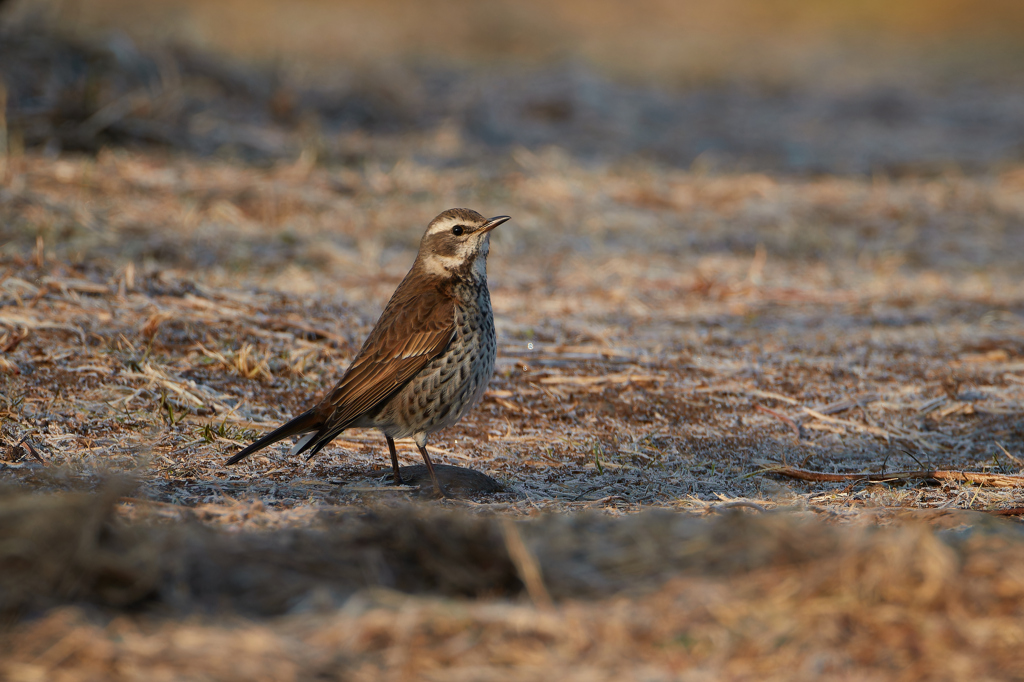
[226,208,509,497]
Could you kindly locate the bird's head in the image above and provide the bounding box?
[417,208,510,280]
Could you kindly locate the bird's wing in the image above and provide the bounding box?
[315,279,456,431]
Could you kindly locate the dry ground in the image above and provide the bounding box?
[1,12,1024,681]
[2,151,1023,512]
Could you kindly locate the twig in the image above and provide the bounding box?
[18,437,47,465]
[760,465,1024,488]
[897,449,925,470]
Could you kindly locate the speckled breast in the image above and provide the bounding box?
[374,287,496,439]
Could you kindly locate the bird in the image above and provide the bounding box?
[226,208,510,497]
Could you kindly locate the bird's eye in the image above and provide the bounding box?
[452,225,465,236]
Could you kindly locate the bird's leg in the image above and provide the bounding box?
[416,442,447,498]
[386,436,404,486]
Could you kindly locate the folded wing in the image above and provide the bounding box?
[226,275,456,465]
[299,278,456,457]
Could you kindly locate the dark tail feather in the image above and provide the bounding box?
[296,427,341,461]
[225,409,321,465]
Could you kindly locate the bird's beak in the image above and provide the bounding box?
[480,215,511,233]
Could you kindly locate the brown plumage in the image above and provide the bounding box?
[226,208,509,496]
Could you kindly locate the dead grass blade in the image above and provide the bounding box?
[755,404,801,438]
[538,372,661,386]
[698,384,799,405]
[802,407,891,440]
[500,518,553,610]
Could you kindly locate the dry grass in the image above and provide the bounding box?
[2,151,1023,515]
[4,486,1024,680]
[1,15,1024,680]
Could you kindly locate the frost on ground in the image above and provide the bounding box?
[2,152,1022,514]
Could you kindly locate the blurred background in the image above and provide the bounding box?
[3,0,1024,175]
[13,0,1024,80]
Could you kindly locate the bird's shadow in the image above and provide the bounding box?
[395,464,504,497]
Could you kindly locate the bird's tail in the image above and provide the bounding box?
[225,409,321,465]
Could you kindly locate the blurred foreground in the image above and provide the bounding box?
[3,487,1024,680]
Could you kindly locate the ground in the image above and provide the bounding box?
[2,11,1024,681]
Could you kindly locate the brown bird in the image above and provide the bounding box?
[226,208,509,496]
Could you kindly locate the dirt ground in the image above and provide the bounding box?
[1,8,1024,681]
